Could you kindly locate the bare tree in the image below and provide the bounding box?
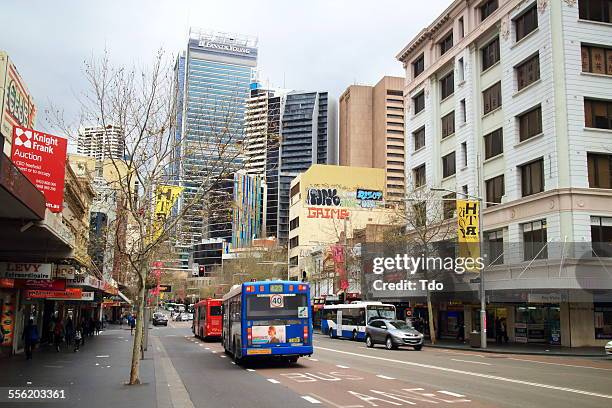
[50,49,248,384]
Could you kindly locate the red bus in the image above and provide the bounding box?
[193,298,223,340]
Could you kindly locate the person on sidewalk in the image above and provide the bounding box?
[65,317,74,346]
[95,319,101,335]
[53,319,64,352]
[47,318,56,345]
[81,317,89,343]
[73,326,82,352]
[22,319,39,360]
[500,318,509,344]
[129,314,136,335]
[495,317,502,344]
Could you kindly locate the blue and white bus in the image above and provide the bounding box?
[322,302,396,341]
[222,281,313,364]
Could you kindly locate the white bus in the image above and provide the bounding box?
[322,302,396,341]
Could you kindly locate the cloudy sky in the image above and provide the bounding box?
[3,0,450,139]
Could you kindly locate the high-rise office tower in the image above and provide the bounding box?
[77,125,125,160]
[273,91,337,243]
[173,28,258,247]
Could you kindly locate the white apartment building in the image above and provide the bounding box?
[396,0,612,347]
[77,125,125,160]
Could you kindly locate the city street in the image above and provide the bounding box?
[154,321,612,408]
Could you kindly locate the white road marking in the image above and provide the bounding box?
[336,365,350,369]
[438,390,467,398]
[220,355,227,358]
[451,358,492,366]
[205,347,210,350]
[507,357,612,371]
[316,346,612,400]
[309,358,319,361]
[96,355,109,358]
[246,368,256,372]
[376,374,396,380]
[301,396,322,404]
[211,351,217,354]
[95,363,100,366]
[231,362,236,365]
[267,378,280,384]
[26,382,32,385]
[106,365,111,368]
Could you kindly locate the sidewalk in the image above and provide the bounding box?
[0,324,157,407]
[424,339,606,357]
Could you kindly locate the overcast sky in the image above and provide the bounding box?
[3,0,450,140]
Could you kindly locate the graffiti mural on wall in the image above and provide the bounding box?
[305,184,385,209]
[307,207,350,219]
[307,188,341,206]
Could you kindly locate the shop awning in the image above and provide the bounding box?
[118,290,132,304]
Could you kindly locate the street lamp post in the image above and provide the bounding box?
[432,187,487,349]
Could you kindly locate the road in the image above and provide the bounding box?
[154,321,612,408]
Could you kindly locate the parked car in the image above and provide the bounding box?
[606,341,612,357]
[152,313,168,326]
[365,319,424,350]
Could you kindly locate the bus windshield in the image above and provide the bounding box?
[366,305,395,321]
[246,294,308,320]
[209,305,222,316]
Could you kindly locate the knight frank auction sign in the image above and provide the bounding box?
[11,125,68,212]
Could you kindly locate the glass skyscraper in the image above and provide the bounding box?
[173,29,258,247]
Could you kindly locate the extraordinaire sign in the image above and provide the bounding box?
[0,262,52,280]
[11,126,67,212]
[25,288,82,299]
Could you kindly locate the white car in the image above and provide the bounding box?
[606,341,612,357]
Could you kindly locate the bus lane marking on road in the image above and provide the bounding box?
[96,355,109,358]
[268,378,281,384]
[246,368,256,372]
[309,393,363,408]
[337,365,350,369]
[301,395,323,404]
[376,375,396,380]
[317,346,612,400]
[451,359,492,366]
[280,371,364,383]
[506,357,612,371]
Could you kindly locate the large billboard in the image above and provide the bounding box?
[0,52,36,155]
[11,126,68,212]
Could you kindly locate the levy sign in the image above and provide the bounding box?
[11,126,68,212]
[0,262,52,280]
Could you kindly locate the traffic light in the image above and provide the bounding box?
[198,266,205,277]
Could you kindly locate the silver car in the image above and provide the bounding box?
[366,319,424,350]
[606,341,612,357]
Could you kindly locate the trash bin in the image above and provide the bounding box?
[470,331,481,348]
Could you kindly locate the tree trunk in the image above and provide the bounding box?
[129,267,146,385]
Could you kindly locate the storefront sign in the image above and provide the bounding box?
[102,301,121,308]
[25,287,82,299]
[514,323,528,343]
[54,265,75,279]
[15,279,66,290]
[0,53,36,143]
[0,262,52,280]
[527,293,563,303]
[10,126,68,212]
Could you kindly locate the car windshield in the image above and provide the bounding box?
[387,320,411,330]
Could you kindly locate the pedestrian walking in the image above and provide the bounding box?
[73,326,82,352]
[80,317,88,345]
[22,319,39,360]
[455,319,465,342]
[495,317,502,344]
[119,313,124,327]
[88,317,95,337]
[500,318,509,344]
[65,317,74,346]
[53,318,64,352]
[95,319,101,335]
[47,318,56,344]
[129,314,136,335]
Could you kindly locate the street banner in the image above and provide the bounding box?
[14,279,66,290]
[457,200,480,271]
[25,287,82,299]
[0,262,52,280]
[48,291,93,301]
[151,185,183,242]
[1,292,16,346]
[10,126,67,212]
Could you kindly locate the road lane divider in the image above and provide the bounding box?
[301,395,322,404]
[451,359,492,366]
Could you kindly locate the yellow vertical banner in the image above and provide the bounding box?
[151,185,184,243]
[457,200,480,269]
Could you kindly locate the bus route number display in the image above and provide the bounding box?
[270,294,284,308]
[269,284,284,293]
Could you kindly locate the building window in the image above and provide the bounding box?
[518,106,542,142]
[290,182,300,198]
[587,153,612,188]
[460,99,466,124]
[289,236,299,249]
[443,192,456,219]
[581,44,612,75]
[413,54,425,78]
[522,219,548,261]
[462,185,468,196]
[585,98,612,130]
[440,72,454,100]
[458,58,465,82]
[290,216,299,231]
[516,54,540,91]
[520,158,544,197]
[485,174,505,206]
[482,37,500,71]
[461,142,467,167]
[484,128,503,159]
[515,4,538,42]
[413,126,425,150]
[289,256,298,267]
[591,216,612,257]
[413,164,426,187]
[413,91,425,114]
[480,0,499,21]
[440,31,454,55]
[487,229,504,265]
[442,151,456,178]
[458,17,465,38]
[441,111,455,138]
[483,82,502,115]
[387,90,403,96]
[579,0,612,23]
[594,303,612,340]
